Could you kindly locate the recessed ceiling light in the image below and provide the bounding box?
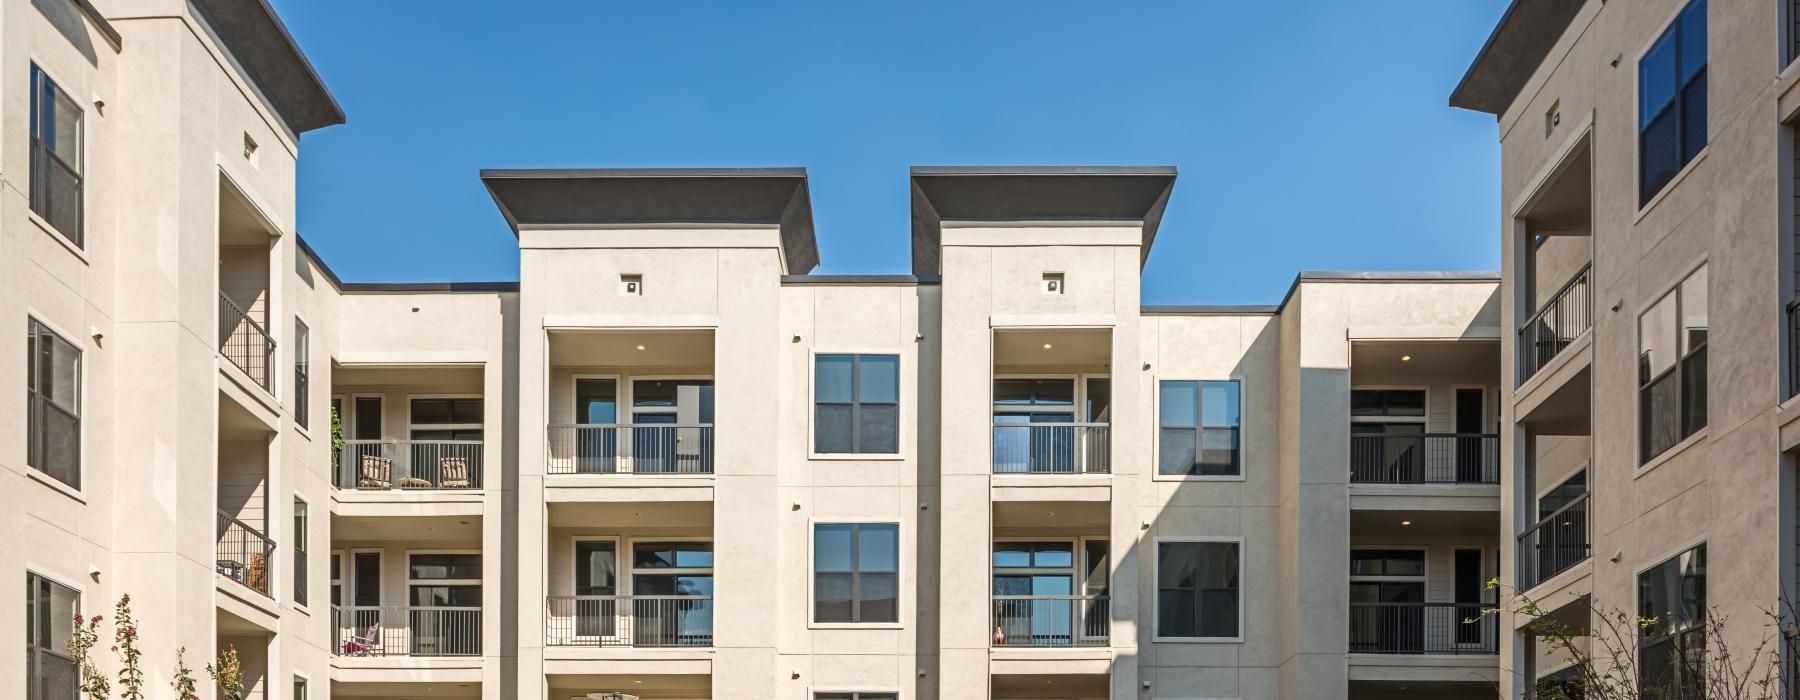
[1400,355,1412,362]
[636,345,647,351]
[1042,343,1054,350]
[1400,520,1412,526]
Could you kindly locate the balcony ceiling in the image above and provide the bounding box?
[219,175,277,246]
[1350,508,1498,537]
[993,328,1111,371]
[1351,340,1499,380]
[333,364,483,390]
[1521,137,1592,234]
[331,514,480,543]
[330,682,480,698]
[549,329,715,370]
[548,500,713,530]
[993,500,1109,531]
[547,674,711,699]
[992,673,1110,698]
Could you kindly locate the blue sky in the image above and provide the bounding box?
[272,0,1508,305]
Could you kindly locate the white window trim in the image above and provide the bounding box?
[292,315,313,440]
[1152,377,1248,482]
[291,495,310,613]
[24,310,87,500]
[406,393,484,440]
[1151,535,1246,643]
[329,549,344,609]
[406,549,482,605]
[1348,385,1431,427]
[626,537,715,594]
[808,350,907,461]
[1631,0,1711,222]
[24,58,86,255]
[1347,545,1429,586]
[1447,384,1495,435]
[808,518,905,629]
[624,375,714,424]
[1632,257,1710,476]
[348,394,385,442]
[569,373,622,425]
[347,548,383,609]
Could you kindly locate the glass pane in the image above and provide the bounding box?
[1641,101,1681,203]
[46,577,77,651]
[1639,290,1680,383]
[858,404,899,454]
[1351,390,1384,416]
[1158,543,1198,588]
[857,524,898,573]
[1198,543,1240,589]
[815,405,853,453]
[1384,390,1425,417]
[410,554,479,580]
[814,572,852,622]
[1678,0,1706,82]
[993,544,1032,569]
[1159,381,1198,427]
[1159,428,1197,476]
[49,89,79,168]
[815,355,854,403]
[1638,544,1706,636]
[632,380,677,407]
[635,542,713,569]
[353,553,381,606]
[1201,381,1240,427]
[1199,589,1239,637]
[859,572,898,622]
[994,379,1033,405]
[1158,589,1197,637]
[1031,379,1074,406]
[353,397,382,440]
[1641,31,1678,123]
[857,355,899,403]
[1199,428,1239,476]
[814,524,854,573]
[1086,378,1111,422]
[1680,266,1708,354]
[1084,540,1110,592]
[1680,71,1707,163]
[574,541,616,594]
[449,398,483,423]
[993,575,1032,595]
[411,399,452,425]
[575,379,617,424]
[1032,543,1074,569]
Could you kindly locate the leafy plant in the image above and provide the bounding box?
[68,610,110,699]
[171,647,200,700]
[209,644,245,700]
[112,595,145,700]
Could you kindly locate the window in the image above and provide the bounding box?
[28,319,81,489]
[1349,549,1425,653]
[814,523,899,623]
[633,541,715,645]
[1639,544,1706,697]
[330,552,342,607]
[293,498,308,606]
[292,677,306,700]
[814,354,899,454]
[1639,0,1707,206]
[1156,539,1240,639]
[408,552,480,656]
[27,573,79,700]
[1158,380,1241,476]
[294,320,309,429]
[816,694,898,700]
[29,64,82,243]
[1349,389,1427,482]
[1639,265,1708,463]
[409,397,482,441]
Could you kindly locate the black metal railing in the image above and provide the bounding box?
[218,293,275,390]
[1347,602,1497,654]
[332,605,482,656]
[1349,433,1499,484]
[992,423,1111,474]
[545,425,715,475]
[544,595,713,647]
[1519,263,1592,385]
[216,511,274,597]
[1517,492,1590,589]
[336,440,483,490]
[991,595,1109,647]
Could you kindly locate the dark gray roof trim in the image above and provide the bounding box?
[1449,0,1584,115]
[1141,305,1279,316]
[295,234,343,288]
[481,168,819,274]
[909,166,1177,275]
[340,282,520,293]
[781,274,941,286]
[191,0,344,133]
[1277,270,1501,311]
[71,0,122,50]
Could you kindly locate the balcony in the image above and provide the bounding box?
[1519,264,1592,386]
[216,511,273,597]
[992,422,1110,474]
[546,424,715,475]
[1517,492,1589,590]
[333,605,481,657]
[991,595,1109,647]
[544,595,714,647]
[1348,602,1497,654]
[218,292,274,390]
[337,440,484,490]
[1350,433,1498,484]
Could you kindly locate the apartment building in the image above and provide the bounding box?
[1,2,1518,700]
[1451,0,1800,696]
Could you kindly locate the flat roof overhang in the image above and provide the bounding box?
[481,168,818,274]
[909,165,1176,275]
[1448,0,1584,115]
[192,0,345,133]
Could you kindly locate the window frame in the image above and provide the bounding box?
[1635,261,1709,470]
[26,570,81,700]
[1154,378,1246,481]
[293,497,309,608]
[1151,535,1246,643]
[28,62,84,247]
[809,520,904,628]
[809,351,904,459]
[293,317,310,431]
[406,549,482,609]
[811,692,902,700]
[26,315,84,494]
[628,538,715,595]
[406,393,484,442]
[292,674,309,700]
[1635,0,1709,210]
[627,375,715,425]
[1634,540,1708,697]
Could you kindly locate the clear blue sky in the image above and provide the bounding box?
[271,0,1508,305]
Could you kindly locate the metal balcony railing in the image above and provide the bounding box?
[992,423,1111,474]
[1347,602,1498,654]
[1349,433,1499,484]
[1518,263,1592,385]
[332,605,482,656]
[991,595,1109,647]
[336,440,483,490]
[1517,492,1591,590]
[546,425,715,475]
[218,293,275,390]
[544,595,713,647]
[216,511,273,597]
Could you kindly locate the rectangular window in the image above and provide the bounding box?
[294,320,309,429]
[1156,539,1240,639]
[816,694,898,700]
[408,552,480,655]
[633,541,715,645]
[814,354,900,454]
[1639,265,1708,463]
[29,64,83,244]
[293,677,307,700]
[409,397,482,441]
[28,319,81,489]
[814,523,899,623]
[293,498,308,606]
[26,573,79,700]
[1639,0,1707,206]
[1638,543,1706,696]
[353,396,382,440]
[1158,380,1242,476]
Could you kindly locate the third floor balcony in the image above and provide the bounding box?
[990,328,1111,476]
[547,329,715,478]
[331,366,490,493]
[1347,342,1500,488]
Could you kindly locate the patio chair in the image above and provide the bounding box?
[358,454,392,489]
[439,457,471,489]
[342,620,382,656]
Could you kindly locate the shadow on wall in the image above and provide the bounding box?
[32,0,99,65]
